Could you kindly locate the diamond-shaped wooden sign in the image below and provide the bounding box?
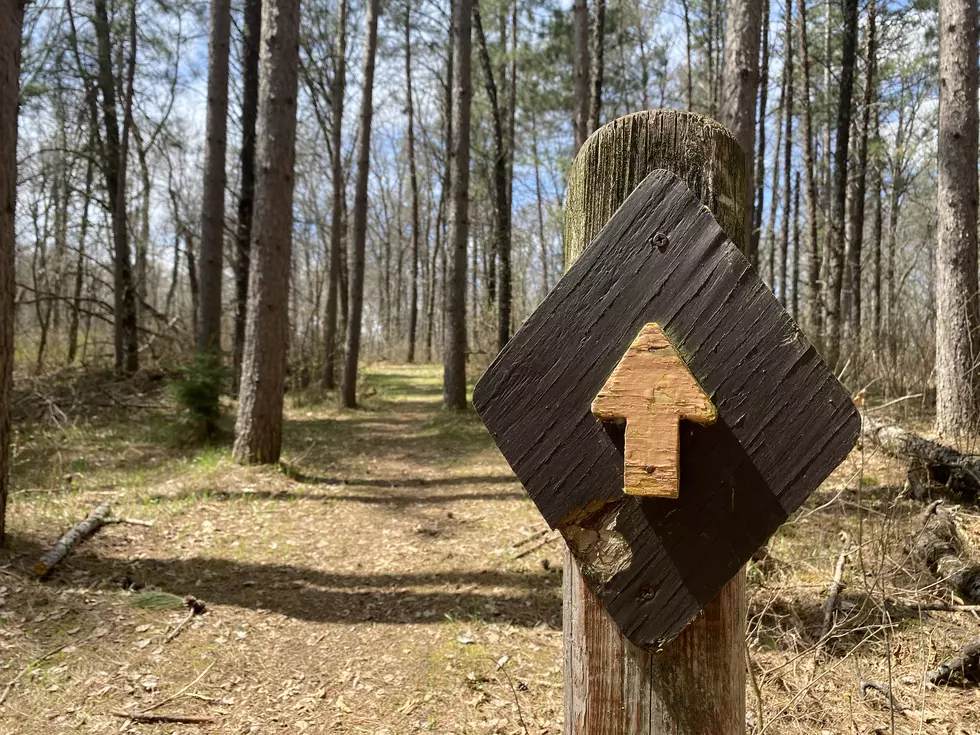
[473,170,860,649]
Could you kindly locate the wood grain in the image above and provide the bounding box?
[593,322,716,499]
[473,168,859,647]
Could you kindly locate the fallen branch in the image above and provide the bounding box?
[512,528,549,549]
[34,503,112,577]
[112,711,213,724]
[514,534,558,560]
[861,417,980,499]
[820,532,852,640]
[911,502,980,603]
[927,638,980,685]
[164,596,207,642]
[104,516,154,527]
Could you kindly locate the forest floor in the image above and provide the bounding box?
[1,364,979,734]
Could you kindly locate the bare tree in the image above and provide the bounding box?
[444,0,473,409]
[233,0,303,464]
[719,0,763,250]
[340,0,381,409]
[751,0,770,271]
[0,0,24,543]
[779,0,794,306]
[935,0,980,437]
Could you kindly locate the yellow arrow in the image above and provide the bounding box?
[592,322,717,498]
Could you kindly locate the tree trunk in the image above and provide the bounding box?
[779,0,793,306]
[766,71,785,288]
[233,0,261,391]
[935,0,980,438]
[792,170,802,320]
[751,0,770,272]
[68,120,96,366]
[572,0,590,151]
[473,1,511,351]
[232,0,302,464]
[340,0,380,409]
[719,0,763,251]
[563,109,746,735]
[798,0,821,340]
[405,0,420,363]
[681,0,693,111]
[444,0,472,409]
[822,0,859,370]
[844,0,876,359]
[871,110,883,346]
[532,109,549,298]
[0,0,24,544]
[94,0,139,374]
[588,0,605,134]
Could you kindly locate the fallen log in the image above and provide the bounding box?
[911,501,980,603]
[861,417,980,499]
[34,503,112,577]
[927,637,980,685]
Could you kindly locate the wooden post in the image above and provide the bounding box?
[562,110,747,734]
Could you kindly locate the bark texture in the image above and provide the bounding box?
[936,0,980,439]
[233,0,302,464]
[0,0,24,544]
[443,0,472,410]
[563,110,746,734]
[340,0,380,409]
[405,0,420,363]
[197,0,232,352]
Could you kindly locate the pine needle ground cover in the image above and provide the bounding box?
[0,365,978,733]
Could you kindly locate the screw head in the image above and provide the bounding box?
[652,232,669,250]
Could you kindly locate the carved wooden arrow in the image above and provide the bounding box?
[592,322,716,499]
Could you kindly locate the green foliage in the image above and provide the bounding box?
[169,352,230,442]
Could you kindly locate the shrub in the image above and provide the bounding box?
[169,352,230,441]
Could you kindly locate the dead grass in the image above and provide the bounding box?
[0,364,978,733]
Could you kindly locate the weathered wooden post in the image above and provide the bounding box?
[473,109,859,734]
[563,111,747,734]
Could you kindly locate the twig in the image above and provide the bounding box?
[111,711,213,724]
[0,630,100,705]
[745,640,766,732]
[512,528,549,548]
[164,596,207,643]
[140,660,216,713]
[821,532,853,641]
[514,534,558,560]
[492,657,530,735]
[103,517,154,527]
